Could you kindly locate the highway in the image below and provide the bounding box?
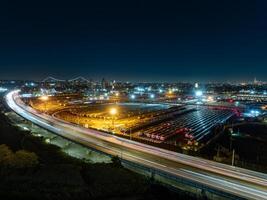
[5,90,267,200]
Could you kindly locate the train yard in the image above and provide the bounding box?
[27,95,236,151]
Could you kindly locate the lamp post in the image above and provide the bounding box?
[109,108,117,131]
[40,95,49,113]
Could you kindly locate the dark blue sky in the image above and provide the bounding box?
[1,0,267,82]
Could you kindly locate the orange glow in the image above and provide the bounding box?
[110,108,118,115]
[40,95,49,101]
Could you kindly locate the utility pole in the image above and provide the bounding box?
[230,134,232,151]
[231,149,235,166]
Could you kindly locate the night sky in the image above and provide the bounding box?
[1,0,267,82]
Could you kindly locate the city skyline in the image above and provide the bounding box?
[0,75,266,84]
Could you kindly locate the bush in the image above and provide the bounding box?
[12,150,39,168]
[0,144,14,166]
[111,155,122,168]
[0,144,39,169]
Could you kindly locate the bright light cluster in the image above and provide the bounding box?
[195,90,203,97]
[0,87,8,92]
[110,108,118,115]
[40,95,49,101]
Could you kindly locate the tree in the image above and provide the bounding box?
[111,156,122,168]
[0,144,14,166]
[12,150,39,168]
[0,144,39,168]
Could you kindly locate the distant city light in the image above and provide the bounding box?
[245,109,261,117]
[207,96,214,102]
[25,82,36,87]
[130,94,136,99]
[235,101,240,106]
[150,94,155,99]
[195,90,203,97]
[135,87,144,92]
[0,87,8,92]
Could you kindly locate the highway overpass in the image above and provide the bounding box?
[5,90,267,200]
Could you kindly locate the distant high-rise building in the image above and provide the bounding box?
[254,77,257,84]
[111,80,116,90]
[101,78,109,90]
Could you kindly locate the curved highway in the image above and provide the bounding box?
[5,90,267,200]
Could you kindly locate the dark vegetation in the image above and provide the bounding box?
[200,123,267,173]
[0,103,198,199]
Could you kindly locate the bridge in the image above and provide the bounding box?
[68,76,90,83]
[42,76,66,82]
[42,76,90,83]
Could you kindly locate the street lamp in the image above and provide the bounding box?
[110,108,117,115]
[109,108,118,131]
[39,95,49,113]
[40,95,49,101]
